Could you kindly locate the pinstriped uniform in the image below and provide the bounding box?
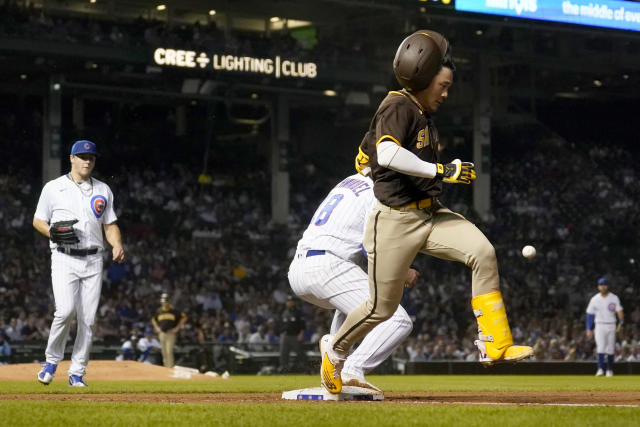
[586,292,623,355]
[34,174,117,377]
[288,173,413,378]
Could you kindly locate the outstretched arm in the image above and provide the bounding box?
[377,140,476,184]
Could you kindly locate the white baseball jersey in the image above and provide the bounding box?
[289,173,413,379]
[34,174,118,249]
[586,292,622,324]
[587,292,622,355]
[296,174,376,262]
[34,173,117,377]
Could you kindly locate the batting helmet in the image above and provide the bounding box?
[393,30,454,92]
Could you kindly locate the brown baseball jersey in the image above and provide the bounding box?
[153,306,186,332]
[359,90,442,206]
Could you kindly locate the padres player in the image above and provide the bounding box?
[34,140,125,387]
[320,30,532,393]
[586,277,624,377]
[289,173,417,392]
[152,293,187,368]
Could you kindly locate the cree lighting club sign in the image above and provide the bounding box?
[153,47,318,79]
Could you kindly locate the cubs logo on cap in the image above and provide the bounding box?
[71,140,99,156]
[90,195,107,218]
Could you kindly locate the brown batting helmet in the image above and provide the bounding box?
[393,30,454,92]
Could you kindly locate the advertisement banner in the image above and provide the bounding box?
[455,0,640,32]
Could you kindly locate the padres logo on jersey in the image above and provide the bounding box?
[90,195,107,218]
[416,128,428,149]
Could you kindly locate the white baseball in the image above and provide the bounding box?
[522,245,536,259]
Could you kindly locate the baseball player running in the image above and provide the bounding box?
[289,173,417,392]
[586,277,624,377]
[320,30,532,393]
[33,140,125,387]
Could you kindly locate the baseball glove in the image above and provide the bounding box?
[50,219,79,244]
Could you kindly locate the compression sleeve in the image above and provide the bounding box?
[586,314,595,330]
[376,139,438,178]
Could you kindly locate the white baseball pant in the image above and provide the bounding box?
[46,251,103,377]
[594,323,616,355]
[288,250,412,378]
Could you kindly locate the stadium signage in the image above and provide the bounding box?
[153,47,318,78]
[456,0,640,32]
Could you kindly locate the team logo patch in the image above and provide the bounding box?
[91,195,107,218]
[84,142,91,150]
[608,303,616,312]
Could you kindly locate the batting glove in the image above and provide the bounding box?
[436,159,477,184]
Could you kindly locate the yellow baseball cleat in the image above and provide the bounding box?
[319,334,345,394]
[472,291,533,366]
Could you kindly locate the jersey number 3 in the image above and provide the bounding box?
[313,194,344,226]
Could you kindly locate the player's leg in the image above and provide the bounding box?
[424,209,532,364]
[595,324,606,375]
[604,326,616,376]
[325,265,413,384]
[343,304,412,380]
[331,206,426,356]
[159,332,170,367]
[279,333,292,372]
[330,310,346,336]
[45,254,80,362]
[165,332,176,367]
[69,257,103,380]
[40,253,79,384]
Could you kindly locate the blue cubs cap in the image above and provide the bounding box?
[597,277,609,285]
[71,140,98,156]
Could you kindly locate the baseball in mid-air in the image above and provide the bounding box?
[522,245,536,259]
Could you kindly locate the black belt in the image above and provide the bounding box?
[57,247,99,256]
[306,250,325,257]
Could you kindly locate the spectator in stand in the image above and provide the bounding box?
[118,335,139,361]
[137,329,162,364]
[4,318,22,342]
[247,324,269,351]
[0,332,11,365]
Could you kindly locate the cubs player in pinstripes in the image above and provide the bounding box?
[320,30,533,393]
[586,277,624,377]
[288,172,418,392]
[33,140,125,387]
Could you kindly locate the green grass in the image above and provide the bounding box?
[1,401,639,427]
[1,376,639,427]
[1,375,639,394]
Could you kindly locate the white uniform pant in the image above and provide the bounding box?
[46,251,103,377]
[288,251,412,378]
[595,323,616,355]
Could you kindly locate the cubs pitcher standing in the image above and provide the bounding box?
[586,277,624,377]
[33,140,125,387]
[289,173,417,393]
[320,30,532,393]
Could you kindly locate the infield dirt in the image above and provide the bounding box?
[0,360,218,382]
